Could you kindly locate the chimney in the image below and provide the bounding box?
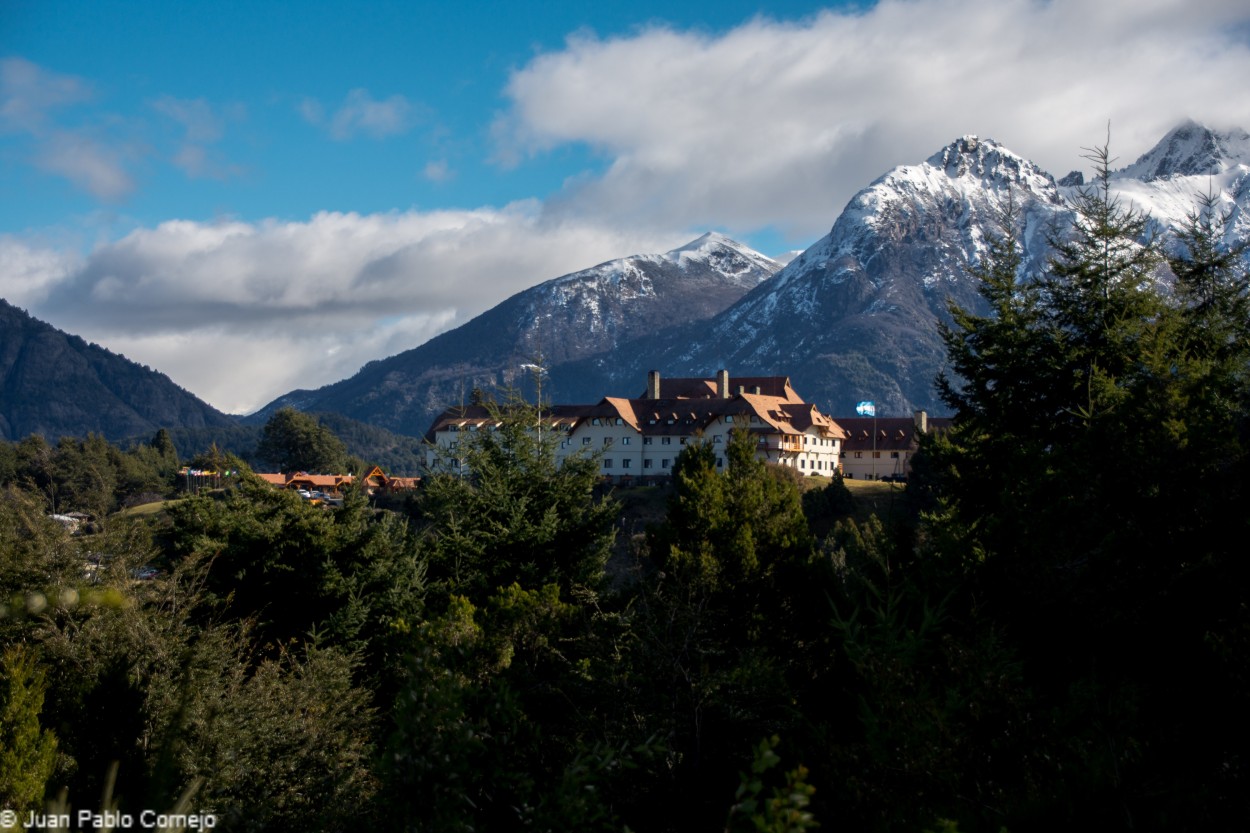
[647,370,661,400]
[752,386,761,395]
[914,409,928,435]
[716,369,729,399]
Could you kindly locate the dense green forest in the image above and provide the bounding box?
[2,145,1248,831]
[160,410,429,476]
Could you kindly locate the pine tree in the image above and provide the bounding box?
[256,408,350,473]
[417,395,617,598]
[0,646,58,812]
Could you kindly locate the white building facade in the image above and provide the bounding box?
[425,370,847,483]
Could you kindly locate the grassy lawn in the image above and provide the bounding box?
[843,478,908,522]
[117,499,180,518]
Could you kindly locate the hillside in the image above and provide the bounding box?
[249,232,780,436]
[552,122,1250,417]
[0,299,236,442]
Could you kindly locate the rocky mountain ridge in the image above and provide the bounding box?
[7,121,1247,443]
[553,122,1250,416]
[247,233,780,435]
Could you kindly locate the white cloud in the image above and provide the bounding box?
[14,208,679,413]
[496,0,1250,239]
[301,88,416,140]
[153,96,243,179]
[0,236,83,308]
[423,159,454,182]
[152,96,225,143]
[35,132,135,200]
[2,58,141,199]
[0,56,91,133]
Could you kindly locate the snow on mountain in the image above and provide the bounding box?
[261,121,1250,433]
[567,135,1074,416]
[1105,121,1250,250]
[249,234,780,434]
[584,124,1248,418]
[1114,120,1250,182]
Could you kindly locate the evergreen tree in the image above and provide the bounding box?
[0,646,58,812]
[256,408,351,473]
[416,397,617,599]
[930,135,1250,828]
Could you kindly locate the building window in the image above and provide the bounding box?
[592,418,601,426]
[662,437,672,445]
[622,458,631,468]
[891,451,899,458]
[643,437,652,445]
[644,459,653,469]
[800,459,806,468]
[873,452,881,458]
[662,459,670,468]
[583,437,592,445]
[717,458,724,467]
[449,442,458,449]
[603,437,612,445]
[449,425,459,432]
[725,415,734,423]
[621,437,630,445]
[713,435,722,443]
[854,452,862,459]
[603,459,613,469]
[680,437,687,445]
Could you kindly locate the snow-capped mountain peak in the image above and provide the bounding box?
[1115,120,1250,182]
[922,135,1059,194]
[660,231,779,279]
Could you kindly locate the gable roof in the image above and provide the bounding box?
[835,416,952,452]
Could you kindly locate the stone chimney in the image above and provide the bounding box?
[914,409,928,435]
[716,369,730,399]
[647,370,661,399]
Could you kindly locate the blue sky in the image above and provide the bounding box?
[3,0,838,244]
[3,0,1249,413]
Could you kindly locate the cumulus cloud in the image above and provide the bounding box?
[14,208,679,413]
[302,88,416,140]
[0,236,83,308]
[496,0,1250,239]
